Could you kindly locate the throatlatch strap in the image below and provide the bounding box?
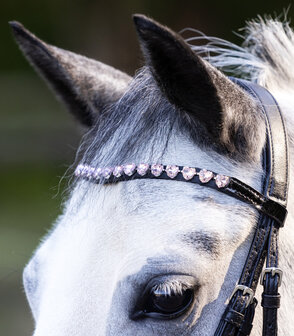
[214,79,289,336]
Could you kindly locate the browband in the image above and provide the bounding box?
[74,78,289,335]
[75,163,287,227]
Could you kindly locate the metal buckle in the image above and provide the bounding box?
[260,267,283,287]
[229,285,255,308]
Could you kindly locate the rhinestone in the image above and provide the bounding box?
[151,164,164,177]
[87,167,96,178]
[113,166,124,177]
[137,163,149,176]
[166,165,179,179]
[123,163,136,176]
[199,169,214,183]
[75,164,84,177]
[102,167,113,179]
[93,168,102,180]
[215,174,230,188]
[182,166,196,180]
[81,165,89,177]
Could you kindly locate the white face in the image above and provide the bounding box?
[23,134,263,336]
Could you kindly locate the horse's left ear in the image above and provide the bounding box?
[10,21,131,128]
[133,14,265,160]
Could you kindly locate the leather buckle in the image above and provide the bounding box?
[229,285,255,308]
[260,267,283,287]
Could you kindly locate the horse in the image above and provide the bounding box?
[10,14,294,335]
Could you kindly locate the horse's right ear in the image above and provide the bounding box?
[9,21,131,127]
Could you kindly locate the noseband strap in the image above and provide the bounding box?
[74,78,289,335]
[213,78,289,336]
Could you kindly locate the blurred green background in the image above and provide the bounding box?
[1,1,293,335]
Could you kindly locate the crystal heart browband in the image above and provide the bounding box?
[74,162,286,226]
[75,163,230,187]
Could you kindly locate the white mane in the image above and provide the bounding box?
[187,17,294,86]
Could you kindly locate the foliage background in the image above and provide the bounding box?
[1,1,293,334]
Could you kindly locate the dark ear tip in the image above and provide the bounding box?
[132,14,159,34]
[9,21,25,35]
[132,14,149,25]
[9,20,35,44]
[9,20,44,50]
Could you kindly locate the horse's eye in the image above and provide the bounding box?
[133,282,194,320]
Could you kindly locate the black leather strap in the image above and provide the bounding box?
[227,178,287,227]
[262,293,281,309]
[235,80,288,336]
[261,223,281,336]
[213,78,288,336]
[236,80,289,206]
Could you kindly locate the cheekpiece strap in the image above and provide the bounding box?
[213,78,289,336]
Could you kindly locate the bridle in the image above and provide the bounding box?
[74,78,289,336]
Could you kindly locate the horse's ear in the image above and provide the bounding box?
[133,15,265,159]
[10,21,131,127]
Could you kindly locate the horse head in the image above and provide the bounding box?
[11,14,294,335]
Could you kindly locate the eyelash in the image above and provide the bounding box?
[151,280,194,296]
